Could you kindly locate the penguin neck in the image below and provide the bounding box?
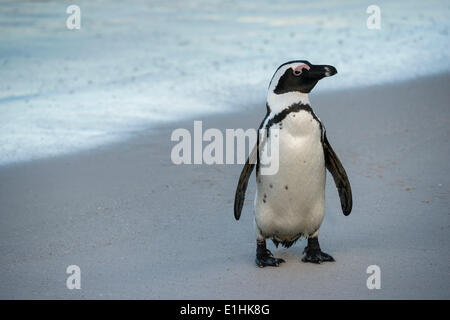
[266,91,310,114]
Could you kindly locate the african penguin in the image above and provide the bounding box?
[234,60,352,267]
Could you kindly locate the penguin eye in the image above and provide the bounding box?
[293,64,310,76]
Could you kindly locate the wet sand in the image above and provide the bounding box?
[0,74,449,299]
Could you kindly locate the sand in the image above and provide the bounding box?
[0,74,449,299]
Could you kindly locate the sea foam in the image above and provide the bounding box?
[0,0,449,165]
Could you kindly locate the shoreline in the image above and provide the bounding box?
[0,73,449,299]
[2,71,449,170]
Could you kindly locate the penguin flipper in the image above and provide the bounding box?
[234,145,257,220]
[323,133,353,216]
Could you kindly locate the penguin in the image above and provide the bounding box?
[234,60,352,267]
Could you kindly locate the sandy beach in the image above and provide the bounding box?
[0,73,449,299]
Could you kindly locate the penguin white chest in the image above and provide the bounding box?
[255,110,326,240]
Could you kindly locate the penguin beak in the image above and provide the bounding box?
[306,65,337,79]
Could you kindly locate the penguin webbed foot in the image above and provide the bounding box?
[302,250,334,264]
[255,240,285,268]
[302,237,335,264]
[256,250,285,268]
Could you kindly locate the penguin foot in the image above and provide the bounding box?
[301,237,335,264]
[255,239,285,268]
[301,250,334,264]
[255,250,285,268]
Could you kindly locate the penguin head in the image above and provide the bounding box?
[268,60,337,95]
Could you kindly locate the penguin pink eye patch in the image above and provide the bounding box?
[293,64,310,75]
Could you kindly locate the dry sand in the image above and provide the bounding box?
[0,74,449,299]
